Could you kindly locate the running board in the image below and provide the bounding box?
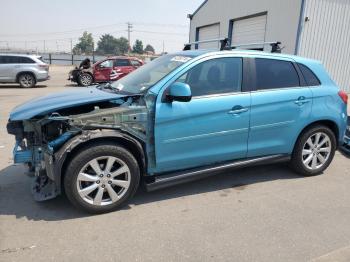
[145,154,290,192]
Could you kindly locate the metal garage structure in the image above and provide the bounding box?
[188,0,350,92]
[230,13,267,50]
[197,23,220,49]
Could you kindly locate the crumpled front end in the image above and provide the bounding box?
[7,91,154,201]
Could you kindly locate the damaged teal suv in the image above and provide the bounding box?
[7,50,348,213]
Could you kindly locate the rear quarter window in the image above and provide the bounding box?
[298,63,321,86]
[115,59,131,67]
[255,58,300,90]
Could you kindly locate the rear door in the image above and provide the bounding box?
[94,59,113,82]
[248,57,312,157]
[114,59,134,78]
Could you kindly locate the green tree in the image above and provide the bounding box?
[73,31,94,55]
[144,44,155,54]
[96,34,118,55]
[115,37,129,55]
[132,39,144,54]
[96,35,129,55]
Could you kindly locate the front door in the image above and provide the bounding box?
[94,60,113,82]
[154,57,251,173]
[248,57,313,157]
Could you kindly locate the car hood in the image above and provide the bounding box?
[9,87,128,121]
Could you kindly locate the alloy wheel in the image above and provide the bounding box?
[302,132,332,170]
[76,156,131,206]
[19,74,34,88]
[80,74,92,86]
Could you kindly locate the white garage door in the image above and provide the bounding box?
[231,14,267,50]
[198,23,220,49]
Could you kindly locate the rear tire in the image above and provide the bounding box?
[64,143,140,214]
[77,73,93,86]
[18,73,36,88]
[290,125,336,176]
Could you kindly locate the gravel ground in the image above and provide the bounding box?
[1,66,350,262]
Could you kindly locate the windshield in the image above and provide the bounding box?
[111,54,194,94]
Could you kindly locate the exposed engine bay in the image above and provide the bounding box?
[7,92,155,201]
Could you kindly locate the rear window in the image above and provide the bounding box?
[298,63,321,86]
[255,58,300,90]
[115,59,131,67]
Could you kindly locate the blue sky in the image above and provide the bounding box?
[0,0,204,53]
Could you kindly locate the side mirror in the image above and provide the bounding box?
[166,82,192,103]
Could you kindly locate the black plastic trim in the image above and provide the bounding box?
[146,154,290,192]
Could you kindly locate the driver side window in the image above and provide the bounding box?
[99,60,113,68]
[176,57,242,97]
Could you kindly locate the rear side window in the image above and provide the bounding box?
[255,58,300,90]
[130,60,142,67]
[115,59,131,66]
[298,63,321,86]
[19,57,35,63]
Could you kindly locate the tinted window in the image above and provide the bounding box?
[177,57,242,97]
[0,56,20,64]
[115,59,131,67]
[130,60,142,67]
[99,60,113,68]
[298,63,321,86]
[20,57,35,63]
[255,59,300,90]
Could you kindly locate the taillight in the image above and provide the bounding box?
[338,90,348,104]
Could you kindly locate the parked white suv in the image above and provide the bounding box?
[0,54,50,88]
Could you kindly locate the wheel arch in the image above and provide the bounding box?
[16,71,37,83]
[294,120,339,150]
[55,130,146,195]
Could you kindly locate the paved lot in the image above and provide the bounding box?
[1,66,350,262]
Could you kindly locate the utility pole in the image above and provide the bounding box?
[127,22,133,54]
[43,40,46,53]
[162,40,165,54]
[70,38,73,54]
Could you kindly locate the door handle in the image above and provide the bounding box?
[294,96,310,106]
[228,106,249,115]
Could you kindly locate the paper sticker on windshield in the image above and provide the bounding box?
[171,56,192,63]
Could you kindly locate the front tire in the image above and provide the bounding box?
[64,143,140,214]
[290,125,336,176]
[18,73,36,88]
[77,73,93,86]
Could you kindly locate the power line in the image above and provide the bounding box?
[0,22,188,38]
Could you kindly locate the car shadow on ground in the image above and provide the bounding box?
[0,163,301,221]
[0,85,47,89]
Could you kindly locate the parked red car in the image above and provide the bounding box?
[68,56,144,86]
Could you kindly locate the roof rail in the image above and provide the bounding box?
[183,38,230,51]
[184,38,282,53]
[231,41,282,53]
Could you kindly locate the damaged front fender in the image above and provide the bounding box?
[44,129,146,198]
